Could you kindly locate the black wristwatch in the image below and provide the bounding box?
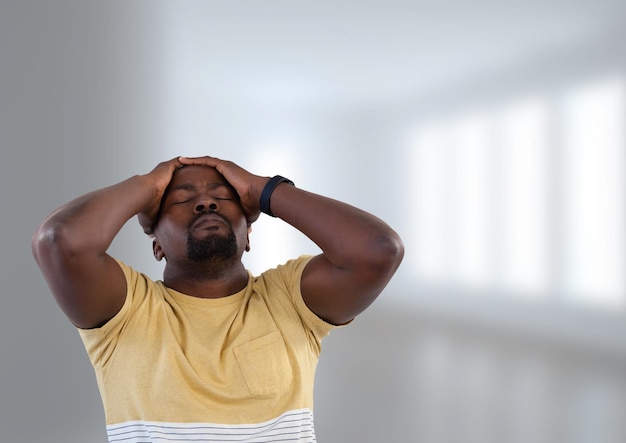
[259,175,295,217]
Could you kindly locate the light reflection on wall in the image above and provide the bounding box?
[406,75,626,310]
[499,96,550,296]
[560,76,626,309]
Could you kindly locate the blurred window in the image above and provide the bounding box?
[409,75,626,310]
[559,76,626,309]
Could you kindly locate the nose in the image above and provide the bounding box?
[194,196,218,213]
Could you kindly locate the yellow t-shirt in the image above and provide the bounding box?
[78,255,336,442]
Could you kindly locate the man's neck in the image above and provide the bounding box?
[162,261,248,299]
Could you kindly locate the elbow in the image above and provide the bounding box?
[31,220,77,264]
[385,233,405,271]
[368,231,405,277]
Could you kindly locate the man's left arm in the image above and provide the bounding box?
[268,182,404,325]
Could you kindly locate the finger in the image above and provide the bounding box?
[178,156,220,167]
[170,156,184,166]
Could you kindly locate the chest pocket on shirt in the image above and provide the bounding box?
[234,330,293,395]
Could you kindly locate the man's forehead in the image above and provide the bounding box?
[170,165,225,186]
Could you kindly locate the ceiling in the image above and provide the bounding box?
[160,0,626,108]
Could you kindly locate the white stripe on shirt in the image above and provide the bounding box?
[106,408,316,442]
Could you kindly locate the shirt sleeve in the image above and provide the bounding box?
[76,259,152,368]
[264,255,341,344]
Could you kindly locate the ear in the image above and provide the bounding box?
[153,238,166,261]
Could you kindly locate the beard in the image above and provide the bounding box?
[186,229,238,266]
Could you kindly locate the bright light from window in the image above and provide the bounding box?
[407,75,626,312]
[451,110,493,290]
[409,122,451,284]
[560,76,626,309]
[498,97,550,296]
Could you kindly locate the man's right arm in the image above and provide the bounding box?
[31,158,182,329]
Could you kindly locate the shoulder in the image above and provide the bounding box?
[253,255,336,339]
[257,255,314,286]
[252,255,314,302]
[114,259,161,297]
[82,259,163,333]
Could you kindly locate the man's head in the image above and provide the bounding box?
[151,165,250,276]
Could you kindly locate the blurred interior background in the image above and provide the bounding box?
[1,1,625,442]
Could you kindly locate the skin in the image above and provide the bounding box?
[32,155,404,328]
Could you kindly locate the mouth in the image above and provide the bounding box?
[191,213,229,232]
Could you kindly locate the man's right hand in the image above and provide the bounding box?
[138,157,183,236]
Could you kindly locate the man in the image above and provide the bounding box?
[32,155,404,442]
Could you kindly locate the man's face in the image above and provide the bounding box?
[152,166,250,267]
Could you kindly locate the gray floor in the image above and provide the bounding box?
[315,303,626,443]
